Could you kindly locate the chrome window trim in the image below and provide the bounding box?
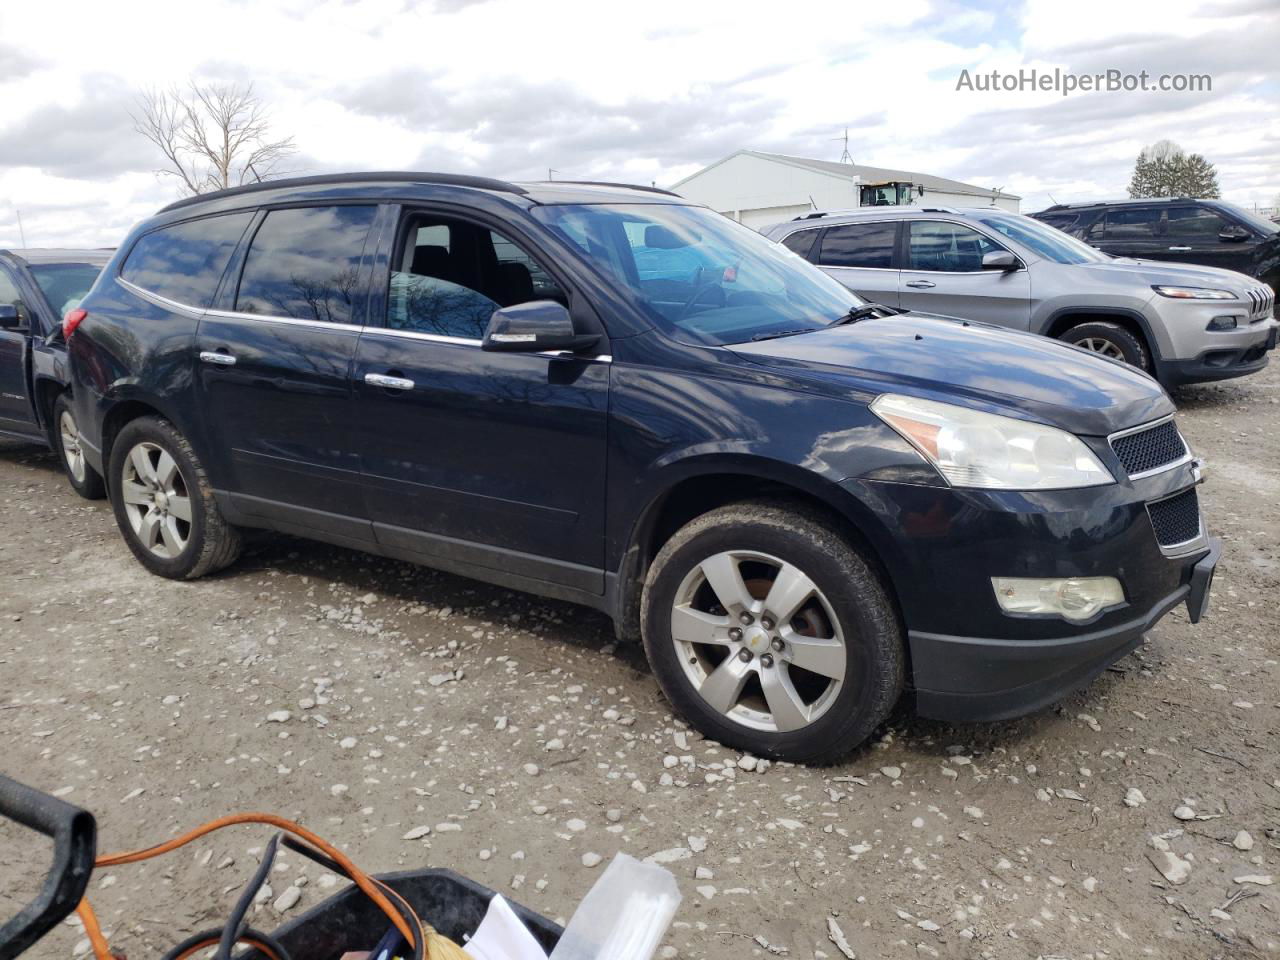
[1107,413,1194,480]
[203,307,360,332]
[116,277,205,318]
[361,326,611,362]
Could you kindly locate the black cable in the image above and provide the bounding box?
[213,833,281,960]
[160,926,291,960]
[280,836,425,960]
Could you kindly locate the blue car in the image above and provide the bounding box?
[66,173,1217,762]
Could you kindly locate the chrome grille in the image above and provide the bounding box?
[1147,487,1201,549]
[1110,420,1188,478]
[1246,285,1275,321]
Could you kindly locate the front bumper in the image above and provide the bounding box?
[843,454,1217,724]
[1161,322,1277,386]
[911,539,1219,722]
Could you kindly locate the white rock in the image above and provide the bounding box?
[880,766,902,780]
[1082,876,1098,893]
[402,825,432,841]
[1148,849,1192,885]
[339,737,358,749]
[1123,788,1147,808]
[663,756,679,769]
[1233,874,1273,885]
[581,852,603,868]
[546,738,565,751]
[523,763,540,776]
[606,809,622,823]
[1233,830,1254,851]
[737,755,758,771]
[1173,805,1196,821]
[687,836,707,853]
[330,784,349,797]
[566,819,587,833]
[266,711,292,723]
[273,885,302,913]
[917,920,940,932]
[646,847,692,864]
[695,885,716,899]
[963,806,984,820]
[695,866,714,880]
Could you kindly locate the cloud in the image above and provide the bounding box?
[0,43,44,82]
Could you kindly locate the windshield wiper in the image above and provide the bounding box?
[831,303,897,326]
[749,328,819,342]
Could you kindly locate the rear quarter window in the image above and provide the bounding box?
[818,222,897,268]
[120,212,255,309]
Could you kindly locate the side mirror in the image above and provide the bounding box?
[0,304,23,330]
[1218,225,1250,243]
[482,300,600,354]
[981,250,1021,272]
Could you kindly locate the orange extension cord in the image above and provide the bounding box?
[78,812,421,960]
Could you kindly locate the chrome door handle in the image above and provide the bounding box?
[199,350,236,366]
[1168,246,1192,252]
[904,280,936,289]
[364,372,415,391]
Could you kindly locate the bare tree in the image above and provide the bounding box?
[133,81,296,195]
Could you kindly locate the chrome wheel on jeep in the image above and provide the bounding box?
[1074,337,1126,361]
[671,550,846,732]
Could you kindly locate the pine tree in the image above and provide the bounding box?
[1128,143,1220,199]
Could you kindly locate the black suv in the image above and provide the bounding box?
[1033,198,1280,295]
[69,173,1218,763]
[0,248,111,497]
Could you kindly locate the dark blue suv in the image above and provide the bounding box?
[68,173,1219,763]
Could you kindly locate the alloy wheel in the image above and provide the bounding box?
[59,410,86,484]
[1075,337,1126,361]
[119,441,192,559]
[670,550,846,733]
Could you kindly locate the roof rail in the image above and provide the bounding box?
[537,180,683,198]
[157,171,528,214]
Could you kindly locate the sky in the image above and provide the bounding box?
[0,0,1277,248]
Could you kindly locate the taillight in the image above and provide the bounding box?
[63,308,87,339]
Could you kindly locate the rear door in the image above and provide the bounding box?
[812,221,901,307]
[1159,205,1256,273]
[1083,206,1165,259]
[351,207,610,593]
[897,219,1031,329]
[196,203,381,541]
[0,264,36,433]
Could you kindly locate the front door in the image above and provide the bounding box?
[0,265,36,432]
[352,210,610,593]
[196,203,380,539]
[1154,205,1256,273]
[897,219,1031,330]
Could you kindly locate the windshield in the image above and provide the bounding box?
[531,203,866,345]
[1209,201,1279,237]
[974,212,1111,265]
[29,262,105,316]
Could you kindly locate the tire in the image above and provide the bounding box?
[107,416,241,579]
[1059,321,1150,371]
[641,499,904,765]
[51,393,105,500]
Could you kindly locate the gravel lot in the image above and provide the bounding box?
[1,364,1277,960]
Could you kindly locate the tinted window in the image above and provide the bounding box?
[1166,206,1230,238]
[1101,208,1161,238]
[908,221,1002,272]
[29,263,103,316]
[1035,213,1080,231]
[121,213,253,308]
[818,222,896,268]
[780,229,819,260]
[0,267,25,324]
[974,213,1109,265]
[387,216,565,339]
[236,205,377,325]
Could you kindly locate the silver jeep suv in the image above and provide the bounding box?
[762,207,1278,386]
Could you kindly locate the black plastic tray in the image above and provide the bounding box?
[240,868,563,960]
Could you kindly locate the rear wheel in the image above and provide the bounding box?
[641,500,904,764]
[1060,321,1150,371]
[107,416,241,579]
[51,393,104,500]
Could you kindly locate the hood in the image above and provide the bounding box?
[1078,256,1258,290]
[730,313,1173,436]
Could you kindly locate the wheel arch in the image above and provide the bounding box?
[1037,306,1165,374]
[609,456,907,645]
[98,393,187,489]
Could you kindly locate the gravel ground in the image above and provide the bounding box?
[1,364,1277,960]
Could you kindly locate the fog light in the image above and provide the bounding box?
[1207,315,1239,331]
[992,577,1125,622]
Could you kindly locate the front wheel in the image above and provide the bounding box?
[641,500,904,765]
[1060,321,1150,371]
[107,416,241,579]
[51,393,105,499]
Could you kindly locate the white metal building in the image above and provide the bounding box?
[670,150,1021,229]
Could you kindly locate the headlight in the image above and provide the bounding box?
[871,394,1113,490]
[992,576,1125,621]
[1152,285,1237,300]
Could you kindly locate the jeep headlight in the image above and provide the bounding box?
[1152,285,1236,300]
[871,394,1113,490]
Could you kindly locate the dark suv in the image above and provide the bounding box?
[1033,198,1280,295]
[69,173,1218,763]
[0,248,111,497]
